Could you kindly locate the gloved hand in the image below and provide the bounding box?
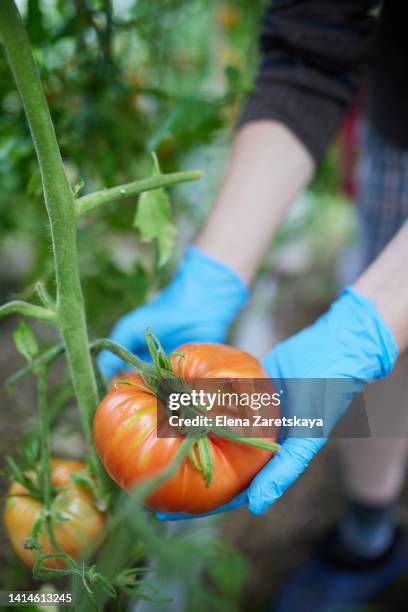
[98,246,248,379]
[158,287,398,521]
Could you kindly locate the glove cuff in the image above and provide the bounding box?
[186,246,248,290]
[340,287,398,378]
[176,246,249,316]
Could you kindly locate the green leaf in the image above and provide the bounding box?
[148,97,223,150]
[225,65,241,88]
[32,517,43,540]
[27,0,47,46]
[70,469,92,490]
[157,223,176,267]
[70,467,108,510]
[197,437,213,487]
[134,153,176,267]
[6,455,42,500]
[13,321,39,363]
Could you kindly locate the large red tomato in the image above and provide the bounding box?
[93,343,279,514]
[4,458,106,568]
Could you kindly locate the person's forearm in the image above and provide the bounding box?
[195,121,314,283]
[353,220,408,351]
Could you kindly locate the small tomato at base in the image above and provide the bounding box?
[4,458,106,568]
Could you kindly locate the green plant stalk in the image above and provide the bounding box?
[6,337,136,391]
[37,367,63,555]
[38,367,52,513]
[6,342,65,391]
[35,281,56,310]
[28,367,75,579]
[0,301,56,323]
[0,1,106,497]
[76,169,203,217]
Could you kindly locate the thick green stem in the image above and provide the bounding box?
[0,1,105,497]
[76,170,203,218]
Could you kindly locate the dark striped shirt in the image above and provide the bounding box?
[240,1,408,163]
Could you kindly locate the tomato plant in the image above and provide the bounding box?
[94,341,279,514]
[4,458,106,569]
[0,0,202,604]
[0,1,269,608]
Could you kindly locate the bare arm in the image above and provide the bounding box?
[354,221,408,351]
[196,121,314,283]
[196,0,377,283]
[197,120,408,351]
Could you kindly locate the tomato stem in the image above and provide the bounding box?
[0,0,108,504]
[37,368,62,552]
[5,343,65,391]
[75,170,203,218]
[38,367,51,510]
[36,365,71,569]
[35,282,56,311]
[0,301,57,324]
[92,337,189,401]
[212,426,281,453]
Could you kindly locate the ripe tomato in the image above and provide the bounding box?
[4,458,106,568]
[94,343,278,514]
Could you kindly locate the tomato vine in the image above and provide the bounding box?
[0,0,202,504]
[0,2,275,608]
[0,0,203,604]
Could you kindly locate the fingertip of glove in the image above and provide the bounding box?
[248,503,263,516]
[247,497,270,516]
[247,483,274,516]
[155,512,168,521]
[156,511,192,521]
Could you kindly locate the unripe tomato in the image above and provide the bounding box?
[94,343,278,514]
[4,458,106,568]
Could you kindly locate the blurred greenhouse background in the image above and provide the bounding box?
[0,0,354,333]
[2,1,397,610]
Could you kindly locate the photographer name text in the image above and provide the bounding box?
[167,414,323,429]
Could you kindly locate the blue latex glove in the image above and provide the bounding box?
[158,287,398,521]
[98,246,248,379]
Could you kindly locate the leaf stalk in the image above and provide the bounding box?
[76,169,203,217]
